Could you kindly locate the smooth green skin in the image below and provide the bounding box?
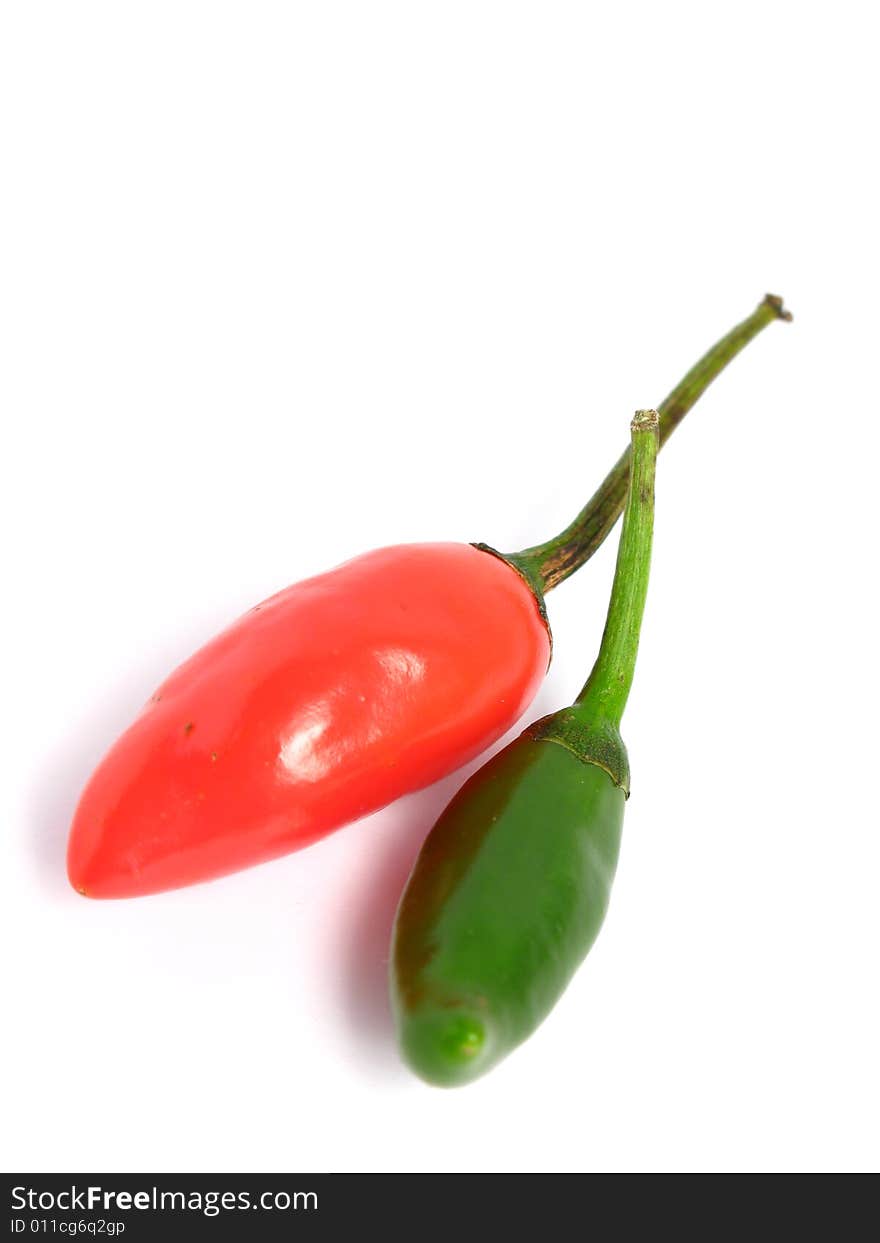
[391,737,624,1087]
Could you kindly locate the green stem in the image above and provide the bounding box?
[506,293,790,594]
[575,410,658,729]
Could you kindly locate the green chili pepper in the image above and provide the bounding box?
[390,410,660,1087]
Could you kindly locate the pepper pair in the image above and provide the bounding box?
[66,296,790,1084]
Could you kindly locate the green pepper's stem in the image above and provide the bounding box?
[574,410,658,729]
[506,294,790,594]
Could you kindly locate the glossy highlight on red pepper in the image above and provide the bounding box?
[68,544,549,898]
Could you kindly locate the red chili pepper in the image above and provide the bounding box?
[67,297,789,898]
[69,544,548,897]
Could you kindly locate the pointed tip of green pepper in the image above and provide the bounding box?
[391,738,627,1087]
[398,1007,490,1088]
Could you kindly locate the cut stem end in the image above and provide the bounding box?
[764,293,793,322]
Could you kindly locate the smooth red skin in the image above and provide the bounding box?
[68,543,550,898]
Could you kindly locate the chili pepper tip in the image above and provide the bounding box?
[399,1008,488,1087]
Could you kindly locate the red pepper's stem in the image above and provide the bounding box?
[506,294,791,594]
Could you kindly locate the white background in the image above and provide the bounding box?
[2,2,878,1174]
